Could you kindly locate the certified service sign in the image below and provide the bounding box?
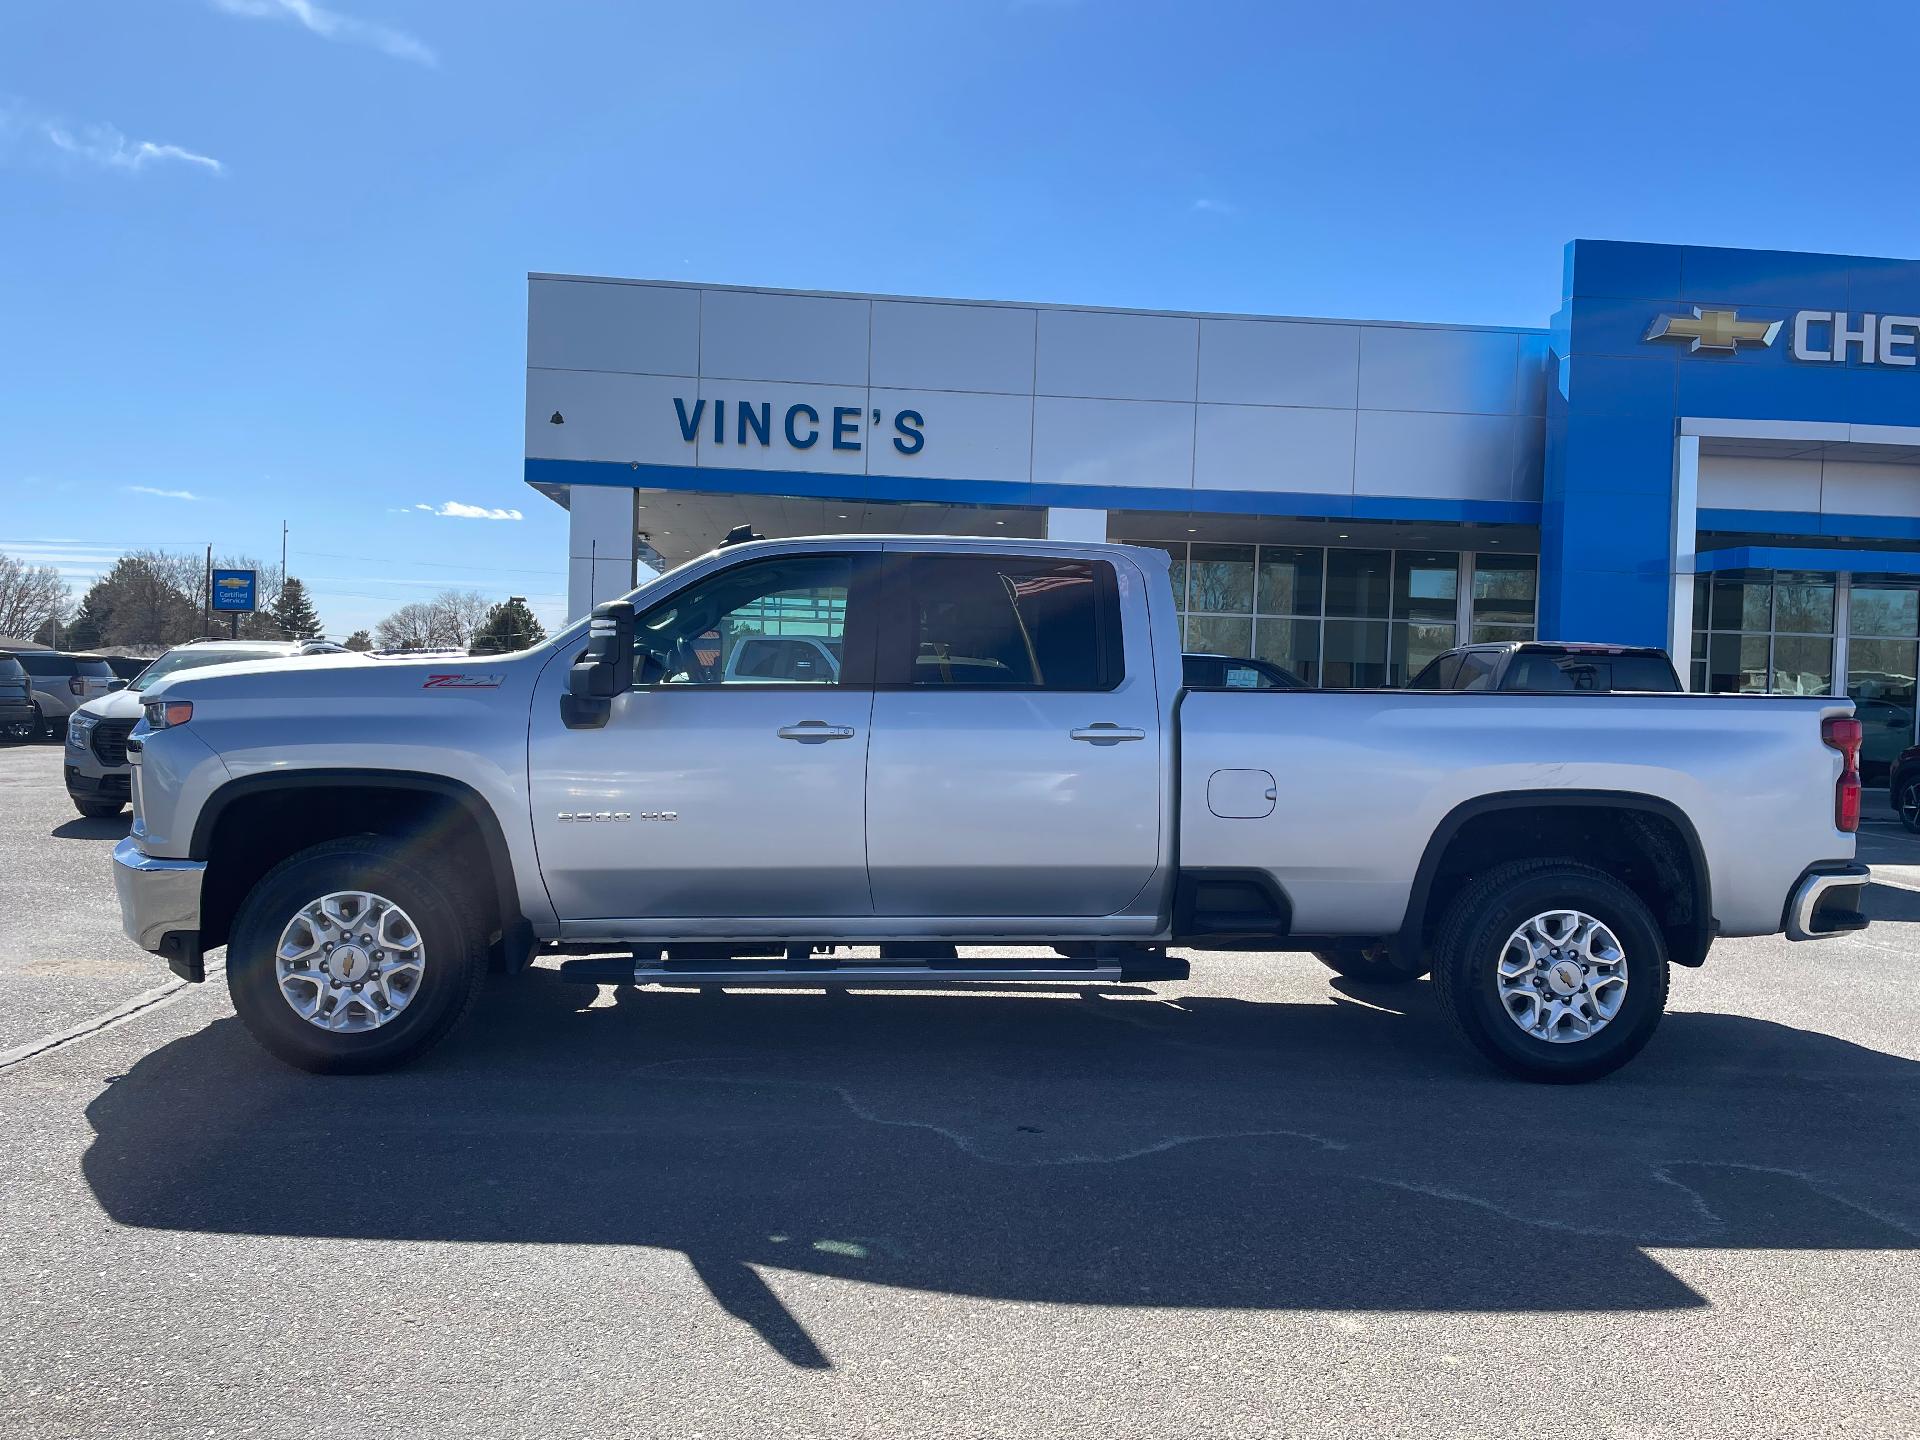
[210,568,257,613]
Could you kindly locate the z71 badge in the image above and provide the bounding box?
[422,673,504,689]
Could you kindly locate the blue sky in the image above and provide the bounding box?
[6,0,1920,636]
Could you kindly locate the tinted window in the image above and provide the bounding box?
[75,659,113,678]
[1181,656,1223,688]
[898,556,1112,689]
[14,654,76,677]
[1453,651,1499,690]
[636,555,851,686]
[1500,652,1680,692]
[0,657,23,679]
[1407,653,1461,689]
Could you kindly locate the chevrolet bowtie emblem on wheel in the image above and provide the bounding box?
[1644,306,1782,353]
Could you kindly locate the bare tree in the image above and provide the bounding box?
[433,589,489,647]
[373,602,443,650]
[0,553,72,641]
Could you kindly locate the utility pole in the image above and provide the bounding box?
[202,543,212,639]
[281,521,288,587]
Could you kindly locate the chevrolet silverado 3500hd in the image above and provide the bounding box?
[113,536,1870,1081]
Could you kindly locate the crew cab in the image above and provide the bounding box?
[112,537,1870,1082]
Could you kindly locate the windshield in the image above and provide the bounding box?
[131,646,289,692]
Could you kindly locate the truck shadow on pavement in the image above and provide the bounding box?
[82,970,1920,1370]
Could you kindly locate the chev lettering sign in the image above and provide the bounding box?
[1788,312,1920,367]
[1645,306,1920,367]
[673,397,925,456]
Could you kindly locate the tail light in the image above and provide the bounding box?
[1822,716,1863,833]
[68,677,84,696]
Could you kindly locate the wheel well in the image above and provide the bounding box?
[1406,800,1710,968]
[196,779,511,953]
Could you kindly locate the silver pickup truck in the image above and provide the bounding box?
[112,536,1870,1082]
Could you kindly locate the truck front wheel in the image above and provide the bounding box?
[225,836,487,1074]
[1431,859,1668,1083]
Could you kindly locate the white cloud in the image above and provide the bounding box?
[210,0,438,66]
[123,485,201,500]
[427,501,524,521]
[1190,197,1237,216]
[4,101,224,175]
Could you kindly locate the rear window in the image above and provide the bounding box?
[1501,652,1679,692]
[74,659,113,678]
[14,653,76,677]
[893,555,1117,690]
[0,656,23,679]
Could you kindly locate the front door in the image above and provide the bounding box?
[529,550,877,924]
[864,550,1164,918]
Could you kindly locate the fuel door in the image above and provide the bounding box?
[1207,768,1277,820]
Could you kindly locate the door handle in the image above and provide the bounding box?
[1070,723,1147,745]
[777,721,857,743]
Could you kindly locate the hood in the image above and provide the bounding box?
[140,647,546,707]
[73,687,147,722]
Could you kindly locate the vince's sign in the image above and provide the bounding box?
[674,397,925,455]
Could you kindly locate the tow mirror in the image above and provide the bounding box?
[562,601,635,729]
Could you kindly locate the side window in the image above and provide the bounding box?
[1408,654,1461,689]
[1453,651,1499,691]
[634,554,851,686]
[896,556,1116,689]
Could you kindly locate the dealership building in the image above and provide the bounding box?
[526,239,1920,758]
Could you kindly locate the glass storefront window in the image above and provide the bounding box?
[1706,633,1769,693]
[1114,539,1536,690]
[1852,586,1920,638]
[1770,636,1832,695]
[1849,638,1918,780]
[1390,621,1456,686]
[1187,544,1254,614]
[1393,553,1458,622]
[1472,553,1537,624]
[1326,549,1392,618]
[1774,581,1834,633]
[1255,617,1320,685]
[1323,619,1389,687]
[1708,576,1772,632]
[1184,613,1252,656]
[1256,547,1323,616]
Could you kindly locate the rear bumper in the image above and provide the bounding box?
[113,836,207,977]
[1784,862,1871,941]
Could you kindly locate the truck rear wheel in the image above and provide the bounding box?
[1312,944,1427,984]
[1431,859,1668,1083]
[226,836,486,1074]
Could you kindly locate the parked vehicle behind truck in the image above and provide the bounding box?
[113,537,1869,1082]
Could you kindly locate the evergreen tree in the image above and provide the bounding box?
[343,629,372,652]
[469,597,547,654]
[269,577,323,640]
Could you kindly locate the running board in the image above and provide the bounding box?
[554,954,1143,986]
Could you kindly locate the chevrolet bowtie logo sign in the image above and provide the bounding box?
[1644,307,1783,353]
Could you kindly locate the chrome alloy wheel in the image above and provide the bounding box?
[274,891,426,1032]
[1900,777,1920,831]
[1495,909,1628,1044]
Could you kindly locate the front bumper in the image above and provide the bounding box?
[113,836,207,978]
[1784,862,1871,941]
[66,765,131,803]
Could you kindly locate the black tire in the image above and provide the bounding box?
[72,797,125,819]
[1431,858,1669,1084]
[1896,772,1920,835]
[1312,943,1428,985]
[226,835,487,1074]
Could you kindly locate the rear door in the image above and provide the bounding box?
[864,549,1162,918]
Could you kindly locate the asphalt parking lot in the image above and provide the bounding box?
[2,739,1917,1438]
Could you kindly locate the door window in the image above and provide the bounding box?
[888,555,1118,689]
[634,554,853,686]
[1452,650,1499,690]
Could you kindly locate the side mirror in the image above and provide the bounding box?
[562,601,635,728]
